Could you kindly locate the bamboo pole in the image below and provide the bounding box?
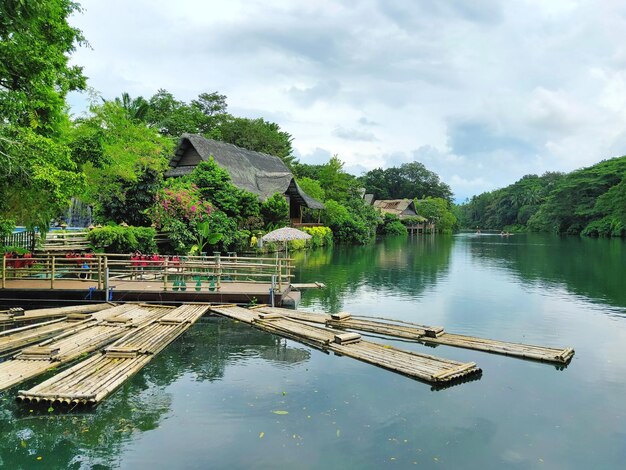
[1,253,5,289]
[163,258,168,291]
[50,255,55,289]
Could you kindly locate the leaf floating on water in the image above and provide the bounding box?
[20,440,27,448]
[36,456,42,461]
[259,432,265,439]
[272,410,289,415]
[336,429,341,437]
[47,406,54,413]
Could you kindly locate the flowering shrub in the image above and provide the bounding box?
[150,183,213,228]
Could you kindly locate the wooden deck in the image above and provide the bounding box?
[1,253,295,306]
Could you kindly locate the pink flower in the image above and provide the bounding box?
[191,206,197,212]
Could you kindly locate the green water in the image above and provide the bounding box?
[1,233,626,469]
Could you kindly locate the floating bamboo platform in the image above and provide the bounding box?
[0,304,112,327]
[0,304,119,355]
[209,305,481,384]
[0,304,171,392]
[17,304,209,407]
[254,307,574,364]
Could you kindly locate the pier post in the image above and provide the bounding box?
[163,258,168,291]
[277,258,282,290]
[50,255,55,289]
[97,255,102,290]
[1,253,5,289]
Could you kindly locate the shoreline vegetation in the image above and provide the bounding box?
[458,155,626,238]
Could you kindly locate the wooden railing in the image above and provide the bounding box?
[2,231,36,251]
[1,253,294,292]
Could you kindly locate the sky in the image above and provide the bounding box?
[67,0,626,202]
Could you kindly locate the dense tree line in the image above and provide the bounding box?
[459,156,626,237]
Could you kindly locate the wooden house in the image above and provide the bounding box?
[165,134,324,225]
[372,199,435,234]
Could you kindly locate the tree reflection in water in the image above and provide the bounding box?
[0,318,309,469]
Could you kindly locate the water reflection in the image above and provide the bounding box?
[462,233,626,310]
[293,235,454,312]
[0,319,309,469]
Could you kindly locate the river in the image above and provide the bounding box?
[1,233,625,469]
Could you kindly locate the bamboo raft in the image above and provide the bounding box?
[209,305,481,384]
[254,307,574,364]
[0,304,119,355]
[0,304,172,392]
[17,304,209,407]
[0,304,112,327]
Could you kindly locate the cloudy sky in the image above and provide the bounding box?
[67,0,626,201]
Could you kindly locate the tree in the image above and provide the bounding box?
[145,89,207,137]
[260,193,289,228]
[113,92,150,122]
[297,177,325,202]
[360,162,452,202]
[219,117,296,168]
[0,0,86,135]
[71,101,172,223]
[0,0,87,231]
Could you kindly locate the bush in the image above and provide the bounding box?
[87,225,157,253]
[582,216,626,238]
[378,214,408,236]
[321,200,374,245]
[261,193,289,227]
[302,226,333,248]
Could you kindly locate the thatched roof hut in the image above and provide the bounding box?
[372,199,422,219]
[165,134,324,223]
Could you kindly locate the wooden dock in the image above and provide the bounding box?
[209,305,481,384]
[17,304,209,407]
[0,304,171,392]
[253,307,574,364]
[1,253,295,306]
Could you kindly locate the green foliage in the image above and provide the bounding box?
[581,216,625,238]
[361,162,453,202]
[0,127,85,231]
[72,101,172,222]
[260,194,289,228]
[297,177,325,202]
[301,226,333,248]
[460,172,564,231]
[527,158,626,235]
[93,169,162,226]
[0,217,15,238]
[415,197,457,233]
[190,158,260,223]
[87,225,157,253]
[0,0,86,136]
[461,156,626,238]
[189,220,223,255]
[378,214,408,236]
[321,200,375,245]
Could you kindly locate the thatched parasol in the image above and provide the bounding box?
[262,227,311,256]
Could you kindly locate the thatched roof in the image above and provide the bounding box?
[372,199,419,218]
[165,134,324,209]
